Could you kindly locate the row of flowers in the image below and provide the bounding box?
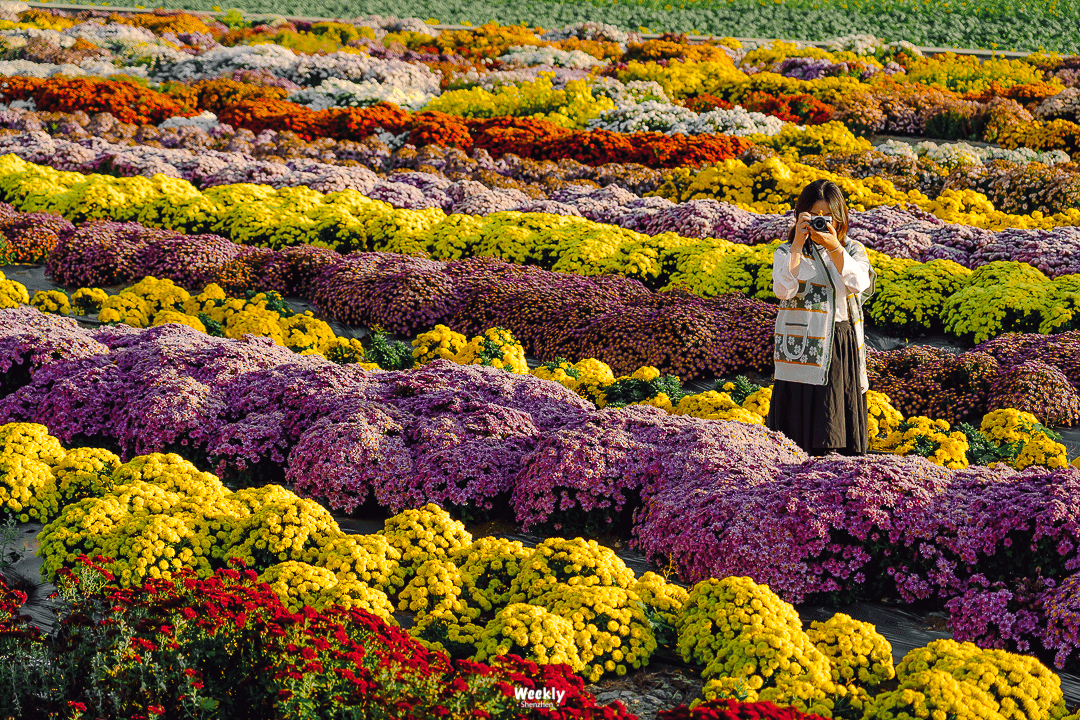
[9,203,1080,416]
[0,557,641,719]
[8,183,1080,367]
[0,420,1074,719]
[1,9,1079,141]
[11,272,1069,468]
[2,115,1079,249]
[5,307,1080,671]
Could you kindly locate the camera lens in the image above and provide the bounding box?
[810,216,831,231]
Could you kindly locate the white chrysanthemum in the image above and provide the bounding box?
[670,105,789,136]
[159,111,220,133]
[289,77,434,111]
[540,21,637,46]
[589,77,671,106]
[874,139,918,158]
[0,27,78,49]
[588,101,697,133]
[0,57,144,79]
[499,45,604,69]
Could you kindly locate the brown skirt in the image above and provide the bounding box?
[767,320,869,456]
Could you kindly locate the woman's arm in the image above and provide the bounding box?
[832,245,872,294]
[773,247,799,300]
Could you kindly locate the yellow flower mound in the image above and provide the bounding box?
[455,326,529,374]
[35,446,122,518]
[748,122,874,159]
[99,293,152,327]
[673,390,764,424]
[225,305,287,345]
[0,423,64,522]
[217,484,344,572]
[530,358,582,394]
[319,578,397,623]
[70,287,108,315]
[379,503,473,592]
[509,537,636,603]
[423,76,616,129]
[280,312,336,354]
[535,584,657,682]
[40,475,243,587]
[867,391,905,446]
[876,416,970,469]
[807,613,895,689]
[452,536,533,612]
[632,365,662,382]
[474,603,585,671]
[981,409,1068,470]
[321,336,369,365]
[868,259,973,337]
[308,534,402,590]
[866,639,1069,720]
[29,289,70,315]
[257,560,396,622]
[649,155,1080,231]
[632,571,689,627]
[127,276,190,314]
[677,576,842,717]
[742,386,772,419]
[397,558,473,618]
[152,309,206,332]
[0,271,29,309]
[904,52,1054,94]
[571,358,616,404]
[412,324,468,365]
[663,241,778,303]
[410,610,485,657]
[259,560,339,614]
[182,282,227,315]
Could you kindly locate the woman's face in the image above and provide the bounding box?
[809,199,832,216]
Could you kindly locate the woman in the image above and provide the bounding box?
[767,179,876,456]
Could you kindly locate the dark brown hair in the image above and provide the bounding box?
[785,179,850,247]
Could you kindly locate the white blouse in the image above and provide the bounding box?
[772,244,873,323]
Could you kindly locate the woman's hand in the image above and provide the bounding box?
[792,212,811,256]
[808,218,841,252]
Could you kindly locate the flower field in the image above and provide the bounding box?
[2,4,1080,718]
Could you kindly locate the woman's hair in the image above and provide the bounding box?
[785,179,850,247]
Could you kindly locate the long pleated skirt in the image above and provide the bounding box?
[767,320,869,456]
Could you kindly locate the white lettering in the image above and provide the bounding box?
[555,689,566,705]
[514,687,529,701]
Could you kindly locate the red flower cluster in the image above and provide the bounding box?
[217,99,752,167]
[742,91,834,125]
[658,699,830,720]
[685,93,735,113]
[0,77,192,126]
[0,558,636,720]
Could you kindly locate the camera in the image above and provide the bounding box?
[809,215,832,232]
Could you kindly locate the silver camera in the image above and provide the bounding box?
[809,215,832,232]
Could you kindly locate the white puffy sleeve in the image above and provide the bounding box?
[772,247,799,301]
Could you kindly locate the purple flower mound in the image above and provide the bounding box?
[309,251,457,334]
[975,331,1080,392]
[282,360,591,513]
[0,307,108,397]
[45,221,180,287]
[0,321,313,459]
[987,359,1080,426]
[513,405,806,536]
[633,453,945,603]
[776,56,842,81]
[136,232,250,290]
[511,405,675,533]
